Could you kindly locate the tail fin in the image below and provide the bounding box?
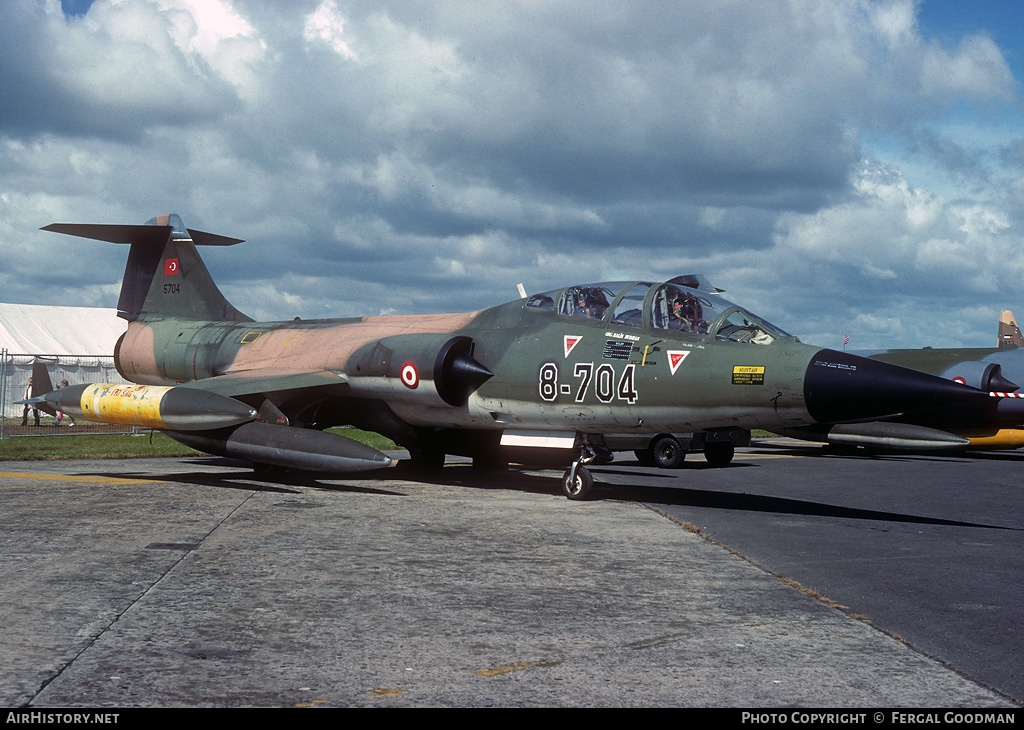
[31,360,56,417]
[998,310,1022,349]
[41,213,252,323]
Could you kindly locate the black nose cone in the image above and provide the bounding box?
[804,349,987,424]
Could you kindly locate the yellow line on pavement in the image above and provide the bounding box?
[0,471,160,487]
[730,452,806,460]
[476,659,563,676]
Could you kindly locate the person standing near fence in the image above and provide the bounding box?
[55,379,75,427]
[21,377,39,427]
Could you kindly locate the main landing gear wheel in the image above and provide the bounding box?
[253,462,286,479]
[561,464,594,501]
[407,449,445,474]
[652,436,686,468]
[634,449,656,466]
[472,453,509,471]
[703,441,735,467]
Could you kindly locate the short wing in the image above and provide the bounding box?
[176,368,349,399]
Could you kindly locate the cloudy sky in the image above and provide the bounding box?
[1,0,1021,349]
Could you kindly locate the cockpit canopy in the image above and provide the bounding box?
[525,276,792,345]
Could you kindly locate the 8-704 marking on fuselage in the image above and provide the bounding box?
[539,362,638,404]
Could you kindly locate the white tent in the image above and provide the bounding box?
[0,303,125,357]
[1,304,128,419]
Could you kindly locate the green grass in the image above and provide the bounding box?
[0,432,198,461]
[0,428,397,461]
[332,428,398,452]
[1,426,772,463]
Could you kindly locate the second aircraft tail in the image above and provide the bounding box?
[999,310,1022,349]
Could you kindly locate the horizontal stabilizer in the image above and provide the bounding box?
[40,224,244,246]
[188,228,245,246]
[42,214,249,321]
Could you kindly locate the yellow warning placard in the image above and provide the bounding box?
[732,366,765,385]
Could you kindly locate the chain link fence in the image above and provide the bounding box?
[0,349,137,438]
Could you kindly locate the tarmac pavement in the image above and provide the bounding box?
[0,454,1016,708]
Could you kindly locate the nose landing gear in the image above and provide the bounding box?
[561,439,597,500]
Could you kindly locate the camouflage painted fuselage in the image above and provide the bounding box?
[114,295,821,445]
[45,213,998,465]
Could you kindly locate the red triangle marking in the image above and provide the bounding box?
[668,350,690,375]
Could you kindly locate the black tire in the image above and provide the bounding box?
[406,448,445,473]
[634,448,656,466]
[472,452,509,470]
[561,465,594,500]
[704,441,735,467]
[253,462,286,479]
[652,436,686,468]
[591,446,614,465]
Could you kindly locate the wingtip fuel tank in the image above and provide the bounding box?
[40,383,258,431]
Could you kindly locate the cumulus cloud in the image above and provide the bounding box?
[303,0,357,60]
[0,0,245,139]
[714,160,1022,348]
[0,0,1020,349]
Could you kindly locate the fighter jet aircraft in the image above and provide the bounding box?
[859,311,1024,451]
[776,312,1024,451]
[38,214,1003,498]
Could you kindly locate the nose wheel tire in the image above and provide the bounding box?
[561,465,594,500]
